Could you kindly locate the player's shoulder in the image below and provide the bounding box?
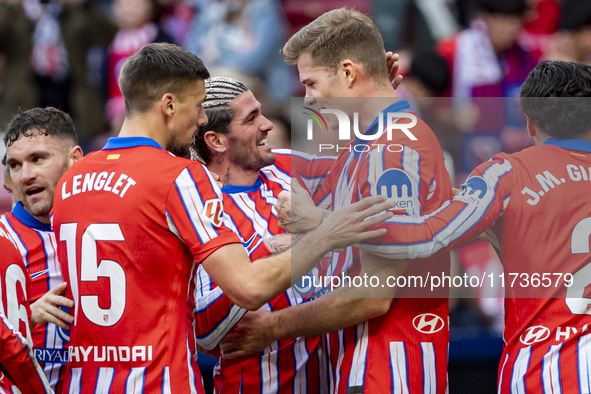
[0,222,20,257]
[492,144,560,168]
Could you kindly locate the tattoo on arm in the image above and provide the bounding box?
[263,233,304,254]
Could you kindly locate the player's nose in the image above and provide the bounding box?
[260,115,273,132]
[304,94,316,106]
[20,162,37,183]
[197,108,208,127]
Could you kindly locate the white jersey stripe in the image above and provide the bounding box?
[69,368,82,394]
[542,344,563,394]
[186,265,199,394]
[498,354,509,394]
[125,367,146,394]
[333,331,345,394]
[0,217,29,266]
[578,333,591,393]
[293,337,309,394]
[161,367,171,394]
[261,166,291,192]
[401,146,422,215]
[260,347,279,394]
[348,321,369,388]
[389,341,410,394]
[421,342,437,394]
[510,347,531,394]
[95,368,115,394]
[174,169,219,243]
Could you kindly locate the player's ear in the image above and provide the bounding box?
[526,117,537,138]
[67,145,83,168]
[160,93,175,118]
[341,59,358,89]
[203,130,227,155]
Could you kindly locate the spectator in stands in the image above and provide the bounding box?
[548,0,591,64]
[436,0,538,176]
[185,0,293,107]
[105,0,172,134]
[0,0,115,144]
[156,0,195,46]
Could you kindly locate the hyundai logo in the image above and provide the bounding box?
[520,326,550,345]
[413,313,445,334]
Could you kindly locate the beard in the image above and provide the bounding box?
[167,134,190,158]
[22,193,53,219]
[228,137,276,172]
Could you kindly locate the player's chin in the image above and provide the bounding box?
[26,199,52,218]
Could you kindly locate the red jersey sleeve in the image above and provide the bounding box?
[165,163,241,262]
[358,154,513,258]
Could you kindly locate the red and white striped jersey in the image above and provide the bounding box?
[314,100,451,393]
[0,222,53,393]
[1,202,68,393]
[52,137,241,394]
[194,150,334,393]
[364,137,591,393]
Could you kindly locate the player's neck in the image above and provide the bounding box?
[118,116,168,150]
[34,213,50,225]
[207,161,259,188]
[356,92,400,132]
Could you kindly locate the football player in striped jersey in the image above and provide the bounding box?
[191,76,335,393]
[51,43,393,394]
[2,107,82,393]
[221,8,452,394]
[319,60,591,394]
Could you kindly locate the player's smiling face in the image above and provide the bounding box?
[168,79,208,157]
[297,52,353,101]
[297,52,354,131]
[6,133,70,222]
[226,90,276,171]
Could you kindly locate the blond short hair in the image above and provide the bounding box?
[282,8,388,84]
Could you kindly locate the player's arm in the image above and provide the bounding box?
[0,311,54,394]
[356,157,512,259]
[220,249,406,358]
[168,163,394,311]
[201,196,392,311]
[193,265,248,350]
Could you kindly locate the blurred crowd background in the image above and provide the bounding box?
[0,0,586,391]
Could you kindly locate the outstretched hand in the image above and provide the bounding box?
[30,282,74,330]
[319,196,394,251]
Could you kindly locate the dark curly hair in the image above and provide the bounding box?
[520,61,591,139]
[3,107,78,148]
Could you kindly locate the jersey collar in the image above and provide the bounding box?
[222,176,263,194]
[352,99,412,158]
[11,201,51,231]
[103,137,163,150]
[543,138,591,153]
